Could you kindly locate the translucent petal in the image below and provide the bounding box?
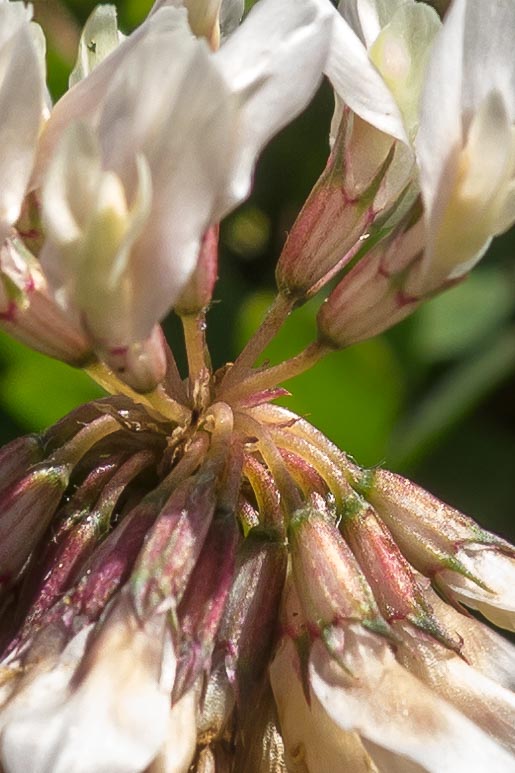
[69,5,122,88]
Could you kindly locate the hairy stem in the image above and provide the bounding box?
[85,361,191,425]
[181,311,211,389]
[221,340,331,405]
[221,292,294,390]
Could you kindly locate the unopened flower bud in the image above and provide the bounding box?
[368,469,515,631]
[15,450,154,646]
[174,510,239,699]
[317,210,424,347]
[103,324,167,393]
[0,415,118,592]
[175,226,219,316]
[233,684,286,773]
[275,110,414,303]
[0,434,45,496]
[130,468,218,620]
[196,660,235,744]
[216,527,287,704]
[342,501,460,649]
[0,239,92,364]
[288,503,387,638]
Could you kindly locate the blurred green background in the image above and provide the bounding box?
[1,0,514,539]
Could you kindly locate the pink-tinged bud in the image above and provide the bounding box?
[0,239,92,364]
[0,434,45,496]
[0,415,119,593]
[14,451,155,646]
[342,503,460,649]
[275,111,414,302]
[288,503,387,637]
[174,510,239,699]
[175,225,219,316]
[317,213,424,348]
[216,528,287,704]
[103,324,167,393]
[10,455,122,646]
[279,448,329,498]
[130,469,218,620]
[368,469,515,631]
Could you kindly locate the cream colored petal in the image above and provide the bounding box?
[270,638,377,773]
[427,588,515,691]
[148,690,197,773]
[394,620,515,753]
[69,5,123,88]
[1,596,175,773]
[309,629,515,772]
[0,9,44,240]
[439,547,515,633]
[215,0,335,208]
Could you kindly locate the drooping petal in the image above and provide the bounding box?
[1,595,175,773]
[326,8,406,142]
[309,631,515,773]
[69,5,124,88]
[438,546,515,633]
[394,620,515,753]
[0,3,45,241]
[214,0,335,208]
[270,637,377,773]
[427,589,515,691]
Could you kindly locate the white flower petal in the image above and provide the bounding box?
[439,547,515,632]
[395,620,515,753]
[0,6,45,240]
[327,9,406,141]
[309,630,515,773]
[415,0,465,220]
[34,7,188,184]
[1,598,175,773]
[69,5,123,88]
[460,0,515,123]
[95,15,236,340]
[148,690,197,773]
[270,637,377,773]
[214,0,335,208]
[414,0,515,292]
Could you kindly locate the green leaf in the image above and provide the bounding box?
[0,332,103,432]
[410,268,515,363]
[390,326,515,469]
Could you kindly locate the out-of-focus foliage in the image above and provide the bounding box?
[1,0,513,540]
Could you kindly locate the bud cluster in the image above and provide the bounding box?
[0,383,513,771]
